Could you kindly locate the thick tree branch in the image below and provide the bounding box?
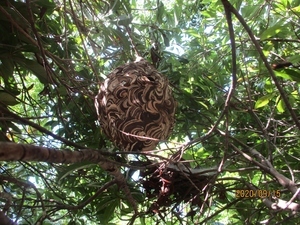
[0,211,16,225]
[0,142,110,164]
[0,142,139,216]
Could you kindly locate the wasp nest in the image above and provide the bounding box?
[95,58,176,151]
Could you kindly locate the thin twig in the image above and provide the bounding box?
[57,179,117,210]
[0,105,85,149]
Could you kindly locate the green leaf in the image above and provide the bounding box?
[131,0,136,8]
[159,29,170,46]
[274,70,292,80]
[264,79,274,93]
[0,91,19,106]
[156,1,164,24]
[35,0,56,9]
[241,5,261,18]
[14,57,50,84]
[291,5,300,14]
[184,29,202,38]
[44,120,60,129]
[174,5,181,25]
[57,163,95,183]
[260,24,287,40]
[0,58,14,83]
[9,122,22,133]
[139,217,146,225]
[276,96,285,113]
[282,69,300,82]
[0,6,30,29]
[288,55,300,64]
[0,58,19,94]
[275,69,300,82]
[116,15,133,26]
[255,94,275,109]
[96,198,118,223]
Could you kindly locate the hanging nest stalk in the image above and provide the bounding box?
[95,58,176,151]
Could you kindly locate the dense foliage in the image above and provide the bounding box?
[1,0,300,224]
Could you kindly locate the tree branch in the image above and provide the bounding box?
[228,137,300,201]
[0,211,17,225]
[0,142,111,164]
[221,0,300,130]
[0,142,139,216]
[221,0,237,108]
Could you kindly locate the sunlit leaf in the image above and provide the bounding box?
[260,24,287,40]
[275,69,300,82]
[291,5,300,14]
[255,94,275,109]
[276,96,285,113]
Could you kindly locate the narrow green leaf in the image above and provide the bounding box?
[139,216,146,225]
[255,94,274,109]
[260,24,286,40]
[0,6,30,29]
[184,29,202,38]
[96,199,118,223]
[274,70,293,80]
[156,1,164,24]
[0,91,19,106]
[276,96,285,113]
[14,57,50,84]
[291,5,300,12]
[288,55,300,64]
[241,5,260,18]
[131,0,136,8]
[280,0,288,7]
[281,69,300,82]
[158,29,170,46]
[35,0,56,9]
[0,58,14,83]
[44,120,60,129]
[57,163,95,183]
[275,70,300,82]
[9,122,22,133]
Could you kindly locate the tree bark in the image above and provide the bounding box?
[0,142,110,164]
[0,211,17,225]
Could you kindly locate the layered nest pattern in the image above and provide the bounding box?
[95,58,176,151]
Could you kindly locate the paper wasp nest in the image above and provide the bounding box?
[95,58,175,151]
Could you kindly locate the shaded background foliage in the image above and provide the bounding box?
[1,0,300,224]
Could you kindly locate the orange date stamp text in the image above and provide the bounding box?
[235,189,280,198]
